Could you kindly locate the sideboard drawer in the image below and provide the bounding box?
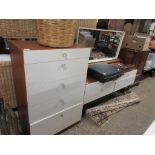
[30,104,83,135]
[126,75,136,86]
[114,78,127,91]
[24,48,90,64]
[84,80,115,104]
[25,58,88,85]
[114,70,137,91]
[114,76,135,91]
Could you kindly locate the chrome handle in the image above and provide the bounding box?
[62,52,67,59]
[61,64,67,70]
[59,99,65,105]
[60,113,64,117]
[61,83,66,88]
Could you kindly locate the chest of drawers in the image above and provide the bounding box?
[10,40,90,134]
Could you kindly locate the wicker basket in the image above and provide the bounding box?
[37,19,77,47]
[0,19,37,39]
[0,55,17,109]
[77,19,98,28]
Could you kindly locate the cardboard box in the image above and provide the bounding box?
[123,34,151,51]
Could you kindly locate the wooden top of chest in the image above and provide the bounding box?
[9,40,89,51]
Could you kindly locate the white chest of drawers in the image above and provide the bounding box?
[10,40,90,134]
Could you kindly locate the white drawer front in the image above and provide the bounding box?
[27,76,86,123]
[126,75,136,85]
[114,70,137,91]
[84,81,115,104]
[24,48,90,64]
[30,104,83,135]
[114,78,127,91]
[25,58,88,85]
[26,75,86,97]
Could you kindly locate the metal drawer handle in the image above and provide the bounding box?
[61,64,67,70]
[61,83,66,88]
[60,113,64,117]
[62,53,67,59]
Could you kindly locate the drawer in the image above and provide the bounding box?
[114,78,127,91]
[30,103,83,135]
[26,74,86,97]
[27,76,86,123]
[126,75,136,85]
[24,48,90,64]
[24,58,89,85]
[84,80,115,104]
[114,75,136,92]
[114,70,137,92]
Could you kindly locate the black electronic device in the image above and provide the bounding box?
[88,63,124,82]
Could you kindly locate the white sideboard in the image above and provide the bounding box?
[84,69,137,104]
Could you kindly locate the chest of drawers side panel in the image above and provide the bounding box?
[10,41,30,134]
